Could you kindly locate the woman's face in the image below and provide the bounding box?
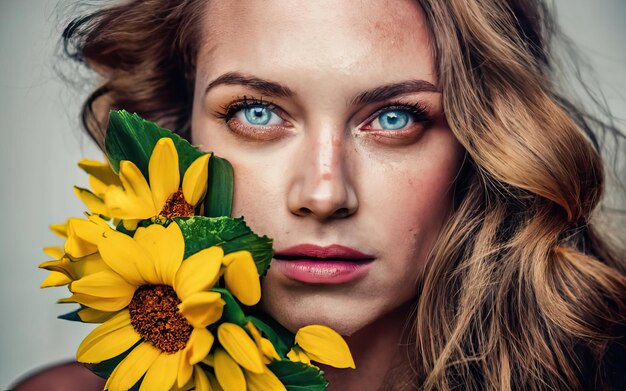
[191,0,464,335]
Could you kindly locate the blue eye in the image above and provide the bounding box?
[234,103,282,127]
[376,110,410,130]
[366,103,430,132]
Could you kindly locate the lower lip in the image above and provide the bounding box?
[274,259,373,284]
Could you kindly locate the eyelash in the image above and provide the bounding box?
[363,100,431,130]
[213,95,431,133]
[214,95,280,123]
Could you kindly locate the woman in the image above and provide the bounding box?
[15,0,626,390]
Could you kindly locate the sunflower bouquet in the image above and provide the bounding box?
[39,110,354,391]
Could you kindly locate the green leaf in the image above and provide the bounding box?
[211,287,246,326]
[268,360,328,391]
[104,110,204,180]
[58,308,83,322]
[89,340,141,381]
[174,216,273,275]
[246,315,294,358]
[205,155,234,217]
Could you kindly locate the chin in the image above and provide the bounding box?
[259,295,376,336]
[259,277,393,336]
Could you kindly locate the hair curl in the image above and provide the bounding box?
[62,0,626,389]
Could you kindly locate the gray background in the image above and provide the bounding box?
[1,0,624,388]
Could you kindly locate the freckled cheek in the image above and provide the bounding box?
[370,179,452,287]
[228,157,286,232]
[369,151,462,270]
[375,172,451,247]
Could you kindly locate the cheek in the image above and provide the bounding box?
[365,131,463,274]
[219,148,290,236]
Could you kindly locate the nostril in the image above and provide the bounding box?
[298,207,312,216]
[333,207,351,218]
[296,206,353,219]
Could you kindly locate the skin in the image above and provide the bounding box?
[13,1,464,390]
[191,0,464,389]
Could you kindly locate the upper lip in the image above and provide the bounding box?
[274,244,375,261]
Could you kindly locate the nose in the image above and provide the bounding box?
[287,125,358,220]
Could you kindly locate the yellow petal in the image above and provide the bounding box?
[217,323,264,374]
[39,253,110,281]
[223,251,260,306]
[105,160,157,220]
[107,342,161,391]
[43,246,64,259]
[297,348,312,364]
[260,339,280,362]
[57,296,78,304]
[89,175,111,198]
[64,218,106,258]
[74,253,112,278]
[65,292,131,312]
[186,327,214,365]
[88,214,111,228]
[134,223,184,286]
[286,348,300,363]
[40,271,71,288]
[77,308,118,323]
[177,354,193,389]
[149,138,180,213]
[245,322,280,362]
[39,258,72,278]
[194,367,211,391]
[214,347,246,391]
[295,325,355,369]
[78,158,122,188]
[98,229,155,286]
[182,153,210,206]
[50,221,69,239]
[286,346,311,364]
[77,311,140,363]
[174,246,223,301]
[122,219,140,231]
[139,350,181,391]
[245,368,286,391]
[70,270,136,301]
[179,291,225,328]
[74,186,109,216]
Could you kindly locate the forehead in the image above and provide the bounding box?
[197,0,435,98]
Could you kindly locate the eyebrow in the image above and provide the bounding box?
[205,72,295,99]
[350,79,439,105]
[204,71,440,105]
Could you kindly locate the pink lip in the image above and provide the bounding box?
[273,244,374,284]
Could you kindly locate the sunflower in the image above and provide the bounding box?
[104,138,210,226]
[69,223,228,391]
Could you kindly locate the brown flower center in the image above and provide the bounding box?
[160,189,194,219]
[129,284,192,353]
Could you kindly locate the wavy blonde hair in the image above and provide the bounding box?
[413,1,626,390]
[62,0,626,389]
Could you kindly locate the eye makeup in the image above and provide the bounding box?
[211,95,293,141]
[211,94,435,142]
